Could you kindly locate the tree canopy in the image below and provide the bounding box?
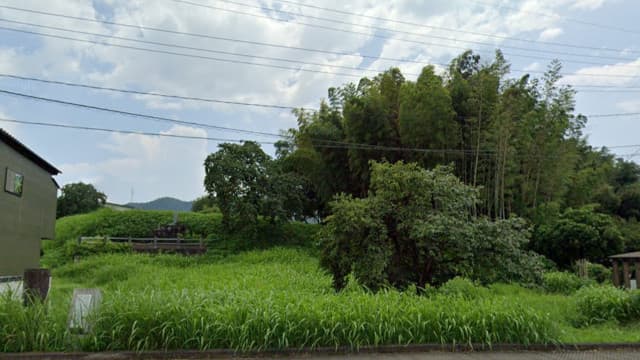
[57,182,106,218]
[319,161,543,291]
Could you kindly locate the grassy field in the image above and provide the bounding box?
[2,247,640,352]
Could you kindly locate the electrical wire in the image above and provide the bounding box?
[4,5,640,79]
[3,74,640,119]
[0,117,277,144]
[270,0,640,54]
[0,18,405,77]
[0,26,365,79]
[3,24,640,81]
[171,0,636,63]
[0,73,307,110]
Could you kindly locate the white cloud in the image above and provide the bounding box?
[57,125,209,203]
[571,0,607,10]
[562,58,640,86]
[2,0,633,198]
[524,62,541,71]
[538,27,563,41]
[0,0,580,110]
[617,100,640,112]
[0,108,19,136]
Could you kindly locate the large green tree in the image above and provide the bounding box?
[57,182,106,218]
[203,141,305,232]
[532,204,624,267]
[319,161,542,291]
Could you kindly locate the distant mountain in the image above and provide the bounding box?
[125,197,193,212]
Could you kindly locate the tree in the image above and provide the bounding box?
[57,182,106,218]
[617,184,640,220]
[203,141,306,232]
[191,195,218,213]
[204,142,271,232]
[319,161,541,291]
[532,204,624,268]
[399,66,457,168]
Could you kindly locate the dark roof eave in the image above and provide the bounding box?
[609,251,640,259]
[0,128,61,175]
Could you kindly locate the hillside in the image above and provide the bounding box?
[125,197,193,212]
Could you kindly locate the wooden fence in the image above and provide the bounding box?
[78,236,207,255]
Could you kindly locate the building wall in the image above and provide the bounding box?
[0,141,57,276]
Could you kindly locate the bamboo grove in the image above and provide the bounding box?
[280,50,636,223]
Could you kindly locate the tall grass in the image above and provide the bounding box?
[86,289,557,351]
[1,248,561,352]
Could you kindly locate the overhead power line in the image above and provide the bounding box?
[0,4,430,67]
[0,26,365,79]
[4,5,640,79]
[3,117,639,159]
[0,87,493,154]
[271,0,640,54]
[588,112,640,118]
[0,18,402,77]
[0,88,285,138]
[170,0,639,64]
[2,74,640,120]
[3,23,640,81]
[0,73,306,110]
[0,117,277,144]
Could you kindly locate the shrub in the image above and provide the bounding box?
[320,161,538,291]
[629,291,640,319]
[439,277,488,300]
[584,262,613,284]
[573,285,630,326]
[542,271,593,294]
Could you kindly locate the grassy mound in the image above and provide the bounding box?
[45,209,319,267]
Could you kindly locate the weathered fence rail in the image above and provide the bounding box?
[78,236,207,255]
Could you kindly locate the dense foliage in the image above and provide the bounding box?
[319,161,543,291]
[273,51,640,270]
[203,142,306,233]
[532,204,624,268]
[56,182,106,218]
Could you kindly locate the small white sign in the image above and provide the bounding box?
[68,289,102,333]
[0,281,23,300]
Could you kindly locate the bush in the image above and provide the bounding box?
[584,262,613,284]
[439,277,488,300]
[629,291,640,319]
[65,241,132,259]
[542,271,593,294]
[573,285,630,326]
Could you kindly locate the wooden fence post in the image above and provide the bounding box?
[23,269,51,305]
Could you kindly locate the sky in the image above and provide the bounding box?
[1,0,640,204]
